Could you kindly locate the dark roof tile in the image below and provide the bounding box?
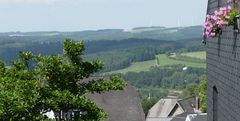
[88,85,145,121]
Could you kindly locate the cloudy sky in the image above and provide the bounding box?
[0,0,208,32]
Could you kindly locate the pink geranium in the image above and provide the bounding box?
[203,5,232,39]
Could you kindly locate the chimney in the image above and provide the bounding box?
[195,96,200,111]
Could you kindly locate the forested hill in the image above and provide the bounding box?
[0,26,206,112]
[0,25,202,41]
[0,25,204,71]
[0,37,203,68]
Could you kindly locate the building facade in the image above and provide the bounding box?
[206,0,240,121]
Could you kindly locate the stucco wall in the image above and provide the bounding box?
[206,0,240,121]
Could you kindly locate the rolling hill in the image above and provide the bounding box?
[0,25,202,41]
[108,52,206,74]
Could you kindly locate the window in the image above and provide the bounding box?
[213,86,218,121]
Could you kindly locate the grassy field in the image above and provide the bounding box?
[108,53,206,74]
[181,51,206,60]
[108,59,157,74]
[156,54,205,68]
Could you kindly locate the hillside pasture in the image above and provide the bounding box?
[108,53,206,74]
[180,51,206,60]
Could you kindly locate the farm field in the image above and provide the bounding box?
[108,52,206,74]
[180,51,206,60]
[156,54,205,68]
[108,59,157,74]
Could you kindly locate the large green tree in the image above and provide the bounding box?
[0,39,126,120]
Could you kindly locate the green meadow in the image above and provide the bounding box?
[108,52,206,74]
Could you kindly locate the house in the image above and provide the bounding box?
[84,76,145,121]
[146,97,181,121]
[53,76,145,121]
[88,85,145,121]
[205,0,240,120]
[146,97,206,121]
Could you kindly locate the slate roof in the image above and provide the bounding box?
[146,117,173,121]
[178,97,196,113]
[171,113,207,121]
[190,114,207,121]
[170,97,197,121]
[88,84,145,121]
[170,113,188,121]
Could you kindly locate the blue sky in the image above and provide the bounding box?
[0,0,208,32]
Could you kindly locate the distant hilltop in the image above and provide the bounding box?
[0,25,203,41]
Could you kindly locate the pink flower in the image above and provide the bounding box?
[211,15,218,21]
[214,10,219,15]
[220,7,227,11]
[203,4,233,39]
[205,31,210,35]
[227,5,232,10]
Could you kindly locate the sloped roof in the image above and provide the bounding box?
[147,97,197,120]
[186,114,207,121]
[146,117,173,121]
[170,113,188,121]
[178,97,196,113]
[147,98,183,118]
[171,113,207,121]
[88,84,145,121]
[191,115,207,121]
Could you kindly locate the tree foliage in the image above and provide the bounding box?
[0,37,204,72]
[117,65,205,89]
[199,74,207,113]
[180,74,207,113]
[141,98,159,117]
[180,83,199,98]
[0,39,126,120]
